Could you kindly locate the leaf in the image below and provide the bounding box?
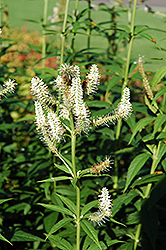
[81,200,98,216]
[111,218,126,227]
[45,218,72,239]
[124,153,151,192]
[152,66,166,89]
[129,117,156,144]
[81,220,102,250]
[0,198,13,205]
[131,173,164,188]
[11,230,45,242]
[152,86,166,104]
[106,239,125,247]
[48,235,73,250]
[152,114,166,137]
[112,190,140,216]
[37,176,71,183]
[55,164,71,174]
[157,142,166,167]
[148,176,166,210]
[86,100,111,108]
[106,76,122,94]
[57,194,76,214]
[0,233,12,245]
[37,203,73,216]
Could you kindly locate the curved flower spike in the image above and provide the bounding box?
[89,187,112,225]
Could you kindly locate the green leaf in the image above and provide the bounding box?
[152,86,166,104]
[45,218,72,239]
[157,141,166,167]
[112,190,140,216]
[11,230,45,242]
[57,194,76,214]
[106,239,125,247]
[148,176,166,210]
[55,164,71,174]
[81,220,102,250]
[129,117,156,144]
[37,176,72,182]
[48,235,73,250]
[152,114,166,137]
[111,218,126,227]
[0,198,13,205]
[37,203,73,216]
[131,173,164,188]
[0,233,12,245]
[152,66,166,89]
[86,100,111,108]
[106,76,122,94]
[124,153,151,192]
[81,200,98,216]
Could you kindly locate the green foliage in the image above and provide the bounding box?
[1,0,166,249]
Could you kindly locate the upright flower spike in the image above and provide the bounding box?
[137,56,154,100]
[0,79,17,99]
[115,87,133,119]
[31,77,56,108]
[89,187,112,225]
[34,101,65,153]
[86,64,100,95]
[72,77,91,134]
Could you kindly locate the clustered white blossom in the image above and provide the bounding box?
[115,87,133,119]
[31,64,133,152]
[89,187,112,225]
[0,79,17,99]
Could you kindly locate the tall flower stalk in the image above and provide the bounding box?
[114,0,137,189]
[31,64,132,249]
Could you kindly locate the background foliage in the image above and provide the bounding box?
[0,0,166,249]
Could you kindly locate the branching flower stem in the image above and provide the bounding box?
[114,0,137,189]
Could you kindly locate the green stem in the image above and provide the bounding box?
[71,0,79,59]
[114,0,137,189]
[87,0,92,60]
[60,0,70,65]
[123,0,137,89]
[70,112,80,250]
[42,0,48,68]
[76,186,81,250]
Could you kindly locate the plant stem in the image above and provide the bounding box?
[87,0,92,54]
[71,0,79,60]
[42,0,48,68]
[114,0,137,189]
[76,185,81,250]
[123,0,137,89]
[60,0,70,64]
[70,112,80,250]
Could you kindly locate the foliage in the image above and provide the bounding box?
[0,0,166,250]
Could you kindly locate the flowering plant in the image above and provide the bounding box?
[31,63,132,249]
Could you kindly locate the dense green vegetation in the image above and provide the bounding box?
[0,0,166,249]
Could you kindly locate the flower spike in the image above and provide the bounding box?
[89,187,112,225]
[115,87,133,119]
